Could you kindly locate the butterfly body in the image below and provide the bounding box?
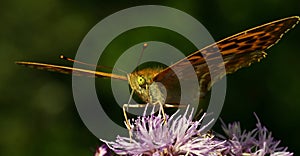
[16,16,300,106]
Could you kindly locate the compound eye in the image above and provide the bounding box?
[137,76,146,86]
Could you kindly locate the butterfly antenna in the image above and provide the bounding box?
[135,43,148,70]
[59,55,128,75]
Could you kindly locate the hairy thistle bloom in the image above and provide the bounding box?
[221,114,293,156]
[102,106,225,155]
[96,106,293,156]
[95,144,114,156]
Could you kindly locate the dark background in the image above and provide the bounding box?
[1,0,299,155]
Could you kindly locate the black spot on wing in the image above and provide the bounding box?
[236,35,255,43]
[245,38,257,44]
[221,43,239,51]
[259,35,272,41]
[237,44,253,51]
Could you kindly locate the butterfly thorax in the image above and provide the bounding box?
[127,67,166,104]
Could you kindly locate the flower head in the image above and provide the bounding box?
[96,106,293,156]
[95,144,114,156]
[221,113,293,156]
[103,105,225,155]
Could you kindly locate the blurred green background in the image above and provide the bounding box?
[1,0,299,155]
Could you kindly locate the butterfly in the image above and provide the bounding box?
[16,16,299,124]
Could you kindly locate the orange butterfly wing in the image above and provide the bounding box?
[16,61,127,80]
[16,16,299,103]
[153,16,300,100]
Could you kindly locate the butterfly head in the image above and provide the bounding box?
[127,68,163,103]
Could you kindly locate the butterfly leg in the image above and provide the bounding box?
[122,103,148,138]
[153,103,188,124]
[150,101,168,125]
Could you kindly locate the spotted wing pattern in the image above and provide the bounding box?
[16,16,299,103]
[16,61,127,80]
[154,16,300,99]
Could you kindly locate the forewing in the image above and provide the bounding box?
[153,16,300,100]
[16,61,127,80]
